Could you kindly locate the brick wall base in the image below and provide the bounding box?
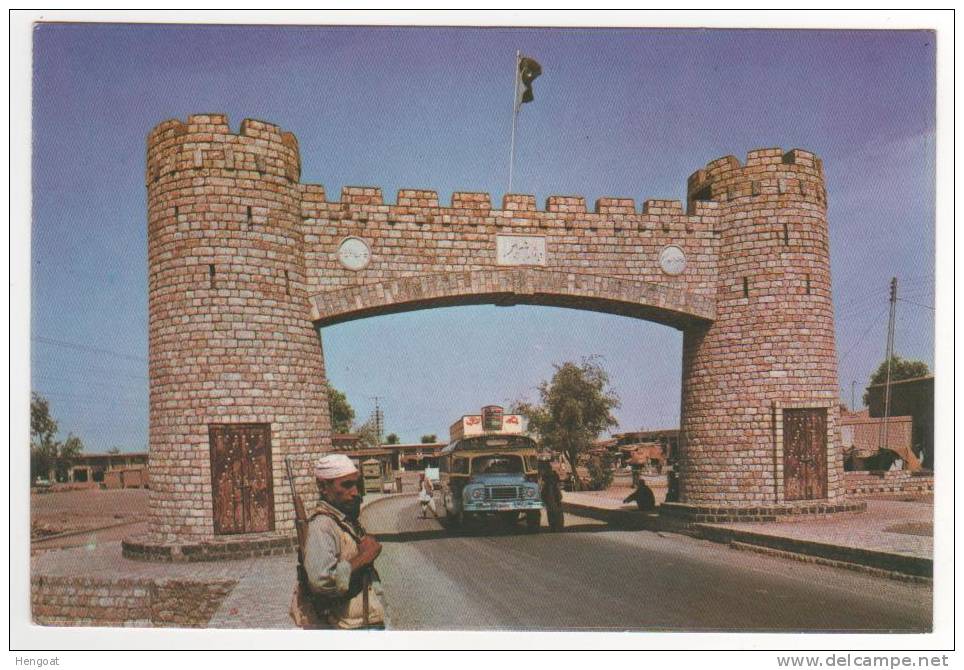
[844,470,934,496]
[122,532,296,562]
[31,576,235,627]
[660,499,866,523]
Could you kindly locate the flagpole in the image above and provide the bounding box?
[508,49,521,194]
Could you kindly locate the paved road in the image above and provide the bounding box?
[363,496,932,633]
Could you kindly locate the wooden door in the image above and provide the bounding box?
[783,408,828,501]
[209,423,275,534]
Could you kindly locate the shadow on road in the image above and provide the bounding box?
[375,521,652,544]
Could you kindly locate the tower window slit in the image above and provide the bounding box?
[284,270,290,296]
[806,274,811,295]
[209,264,215,289]
[743,277,749,298]
[783,223,789,245]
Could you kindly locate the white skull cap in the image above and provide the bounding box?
[314,454,359,480]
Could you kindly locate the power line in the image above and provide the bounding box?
[32,336,147,363]
[31,360,148,382]
[837,306,889,365]
[897,298,935,311]
[33,373,147,390]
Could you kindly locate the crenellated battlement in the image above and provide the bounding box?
[146,114,301,186]
[296,183,696,222]
[686,147,826,213]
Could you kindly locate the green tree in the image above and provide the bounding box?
[586,452,614,491]
[862,356,931,407]
[354,417,381,449]
[328,384,355,434]
[56,434,84,482]
[30,392,58,482]
[420,434,438,444]
[514,358,620,491]
[30,393,84,483]
[384,433,400,445]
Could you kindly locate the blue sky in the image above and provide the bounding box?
[30,24,936,451]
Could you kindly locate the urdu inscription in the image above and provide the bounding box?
[496,235,547,266]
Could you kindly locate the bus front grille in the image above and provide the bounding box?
[486,486,519,501]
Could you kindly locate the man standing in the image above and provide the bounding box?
[537,453,565,532]
[290,454,386,629]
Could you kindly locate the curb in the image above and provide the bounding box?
[727,541,931,584]
[361,492,417,513]
[31,518,146,545]
[561,501,932,580]
[691,524,932,579]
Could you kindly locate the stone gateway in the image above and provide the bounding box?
[139,114,853,553]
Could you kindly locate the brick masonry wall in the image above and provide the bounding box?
[147,115,330,543]
[844,471,935,496]
[680,149,843,504]
[301,187,721,326]
[31,576,235,627]
[146,114,846,545]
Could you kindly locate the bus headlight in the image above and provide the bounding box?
[470,488,483,500]
[523,488,536,498]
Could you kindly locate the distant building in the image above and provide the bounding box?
[596,429,679,472]
[839,410,918,471]
[67,452,148,488]
[382,443,444,471]
[330,432,444,471]
[865,375,934,469]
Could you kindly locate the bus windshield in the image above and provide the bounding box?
[471,454,524,475]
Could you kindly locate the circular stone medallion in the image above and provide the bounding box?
[659,245,687,276]
[337,236,371,271]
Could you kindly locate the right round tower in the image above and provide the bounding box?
[678,148,845,511]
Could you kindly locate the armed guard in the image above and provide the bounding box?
[289,454,385,629]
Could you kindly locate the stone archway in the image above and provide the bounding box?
[137,114,854,553]
[309,268,715,328]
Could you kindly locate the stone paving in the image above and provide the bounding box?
[709,497,933,559]
[30,492,402,629]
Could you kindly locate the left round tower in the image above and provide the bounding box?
[143,114,331,548]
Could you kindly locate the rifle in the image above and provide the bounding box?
[284,456,309,577]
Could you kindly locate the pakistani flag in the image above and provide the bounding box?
[517,56,542,108]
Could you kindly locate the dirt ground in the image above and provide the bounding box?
[31,488,149,550]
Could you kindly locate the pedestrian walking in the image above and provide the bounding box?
[418,473,439,519]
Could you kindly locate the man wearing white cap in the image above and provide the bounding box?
[290,453,385,629]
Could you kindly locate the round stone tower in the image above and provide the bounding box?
[676,148,846,515]
[143,114,331,548]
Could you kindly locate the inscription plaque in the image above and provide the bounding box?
[496,235,547,266]
[337,236,371,271]
[659,245,687,275]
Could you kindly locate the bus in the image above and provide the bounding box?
[435,406,544,531]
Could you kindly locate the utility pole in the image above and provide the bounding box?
[369,396,384,445]
[878,277,898,455]
[851,380,856,411]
